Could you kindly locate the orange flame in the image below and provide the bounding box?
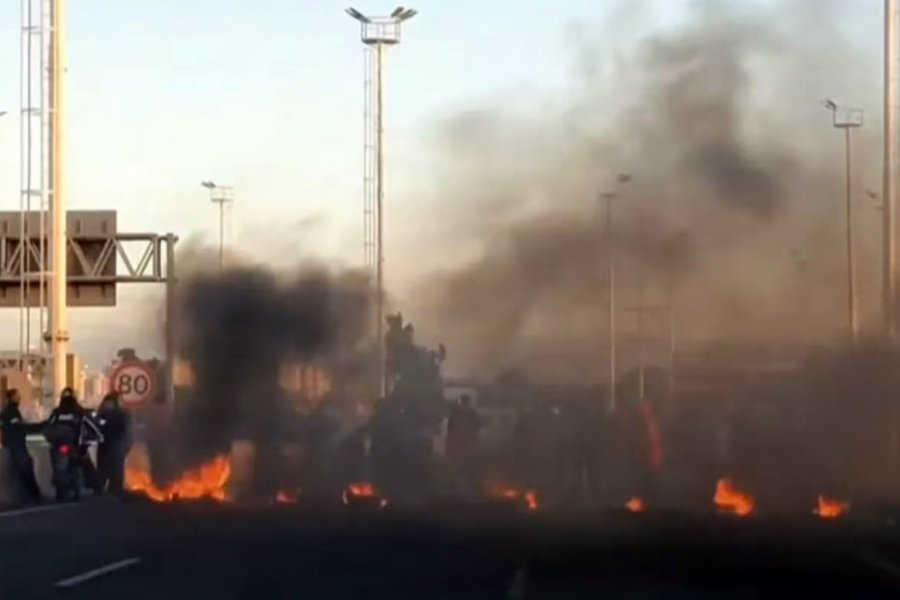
[714,478,754,516]
[488,485,539,511]
[126,455,231,502]
[625,497,647,513]
[814,495,850,519]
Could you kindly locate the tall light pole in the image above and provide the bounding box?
[49,0,69,400]
[347,6,417,398]
[823,99,863,347]
[201,181,234,273]
[886,0,898,339]
[601,173,631,415]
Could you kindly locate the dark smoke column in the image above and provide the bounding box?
[168,264,371,485]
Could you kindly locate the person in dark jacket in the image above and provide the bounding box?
[45,388,102,500]
[0,388,43,502]
[94,392,131,495]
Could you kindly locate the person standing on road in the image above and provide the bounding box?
[95,392,131,495]
[446,395,482,497]
[0,389,43,503]
[46,388,103,500]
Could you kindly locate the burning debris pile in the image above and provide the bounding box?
[814,495,850,520]
[488,484,539,512]
[714,478,755,517]
[126,455,231,503]
[342,483,388,508]
[625,497,647,513]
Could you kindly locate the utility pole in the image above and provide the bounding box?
[823,100,863,347]
[623,304,652,403]
[624,301,668,405]
[600,173,631,415]
[49,0,69,400]
[667,297,677,412]
[845,124,857,343]
[603,192,617,414]
[165,233,176,408]
[347,6,417,398]
[201,182,234,273]
[886,0,897,339]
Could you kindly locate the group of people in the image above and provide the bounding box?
[0,387,132,503]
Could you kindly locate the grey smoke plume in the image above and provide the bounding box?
[404,0,879,382]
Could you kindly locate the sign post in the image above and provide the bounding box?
[110,361,155,407]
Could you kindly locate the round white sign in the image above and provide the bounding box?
[110,362,155,406]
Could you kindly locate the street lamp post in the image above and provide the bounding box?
[201,181,234,273]
[601,173,631,415]
[347,6,417,398]
[823,99,863,347]
[49,0,69,402]
[885,0,897,339]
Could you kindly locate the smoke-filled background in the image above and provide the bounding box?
[134,0,900,509]
[394,0,883,383]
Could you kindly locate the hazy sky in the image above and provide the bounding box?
[0,0,887,366]
[0,0,633,247]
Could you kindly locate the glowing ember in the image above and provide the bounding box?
[275,489,301,505]
[625,497,647,513]
[345,482,376,498]
[126,455,231,503]
[489,485,539,512]
[814,495,850,519]
[713,478,754,517]
[342,482,387,507]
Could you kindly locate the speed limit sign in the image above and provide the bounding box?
[110,361,156,406]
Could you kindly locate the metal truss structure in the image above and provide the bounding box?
[19,0,51,363]
[0,229,178,404]
[0,233,175,286]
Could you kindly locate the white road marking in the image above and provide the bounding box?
[0,503,81,519]
[55,557,142,588]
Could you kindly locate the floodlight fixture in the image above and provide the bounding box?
[346,7,370,23]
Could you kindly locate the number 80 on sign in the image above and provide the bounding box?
[110,362,155,406]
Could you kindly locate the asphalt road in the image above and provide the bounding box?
[3,499,900,599]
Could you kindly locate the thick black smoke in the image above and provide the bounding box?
[403,0,878,383]
[150,255,371,491]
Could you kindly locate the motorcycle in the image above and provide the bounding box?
[50,442,82,501]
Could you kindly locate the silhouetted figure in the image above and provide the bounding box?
[95,393,132,495]
[0,389,43,503]
[446,395,482,495]
[564,400,606,508]
[368,399,432,506]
